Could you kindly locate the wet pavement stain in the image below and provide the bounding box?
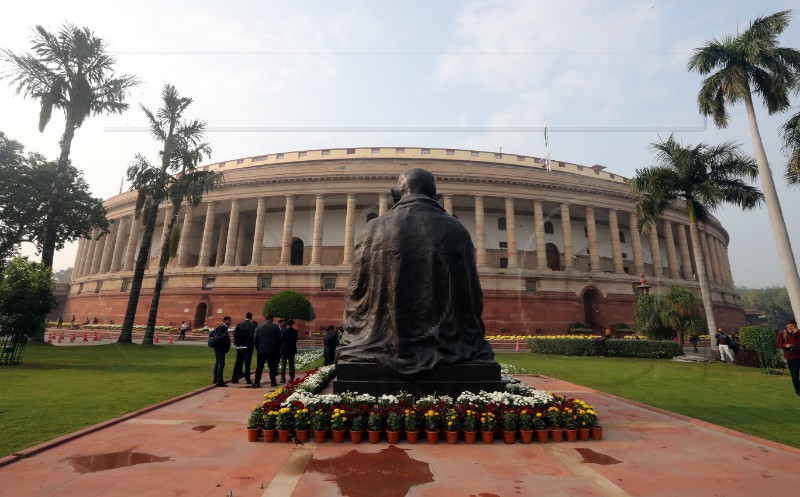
[306,445,433,497]
[66,451,171,473]
[574,448,622,465]
[192,425,215,433]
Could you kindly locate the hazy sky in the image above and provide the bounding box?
[1,0,799,288]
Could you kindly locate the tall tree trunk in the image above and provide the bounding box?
[143,201,181,344]
[41,118,76,267]
[117,202,160,343]
[688,220,717,350]
[744,93,800,317]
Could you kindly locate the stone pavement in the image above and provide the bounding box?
[1,375,797,497]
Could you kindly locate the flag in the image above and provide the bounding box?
[543,115,551,171]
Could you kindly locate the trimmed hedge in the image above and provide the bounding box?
[738,326,784,370]
[527,338,681,358]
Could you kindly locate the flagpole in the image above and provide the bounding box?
[544,115,551,172]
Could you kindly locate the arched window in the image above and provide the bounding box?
[544,221,554,234]
[584,226,588,237]
[619,231,626,243]
[498,217,507,230]
[366,212,378,222]
[290,238,304,266]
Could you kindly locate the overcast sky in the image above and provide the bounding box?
[2,0,799,288]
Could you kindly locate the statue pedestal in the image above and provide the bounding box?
[333,362,506,398]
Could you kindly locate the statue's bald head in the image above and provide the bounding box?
[397,168,437,199]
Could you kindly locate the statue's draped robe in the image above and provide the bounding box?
[337,194,495,378]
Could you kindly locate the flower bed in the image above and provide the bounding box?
[249,365,603,444]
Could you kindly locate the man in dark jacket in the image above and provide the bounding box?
[231,312,257,384]
[323,325,339,366]
[211,316,232,387]
[280,319,299,383]
[776,319,800,398]
[253,313,282,388]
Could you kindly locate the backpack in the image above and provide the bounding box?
[207,329,219,348]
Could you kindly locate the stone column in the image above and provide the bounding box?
[608,209,624,274]
[534,200,548,269]
[716,239,730,287]
[249,197,267,266]
[560,203,574,269]
[310,194,325,265]
[700,227,716,283]
[98,225,117,274]
[110,218,128,272]
[177,206,195,267]
[160,208,172,253]
[234,215,247,266]
[83,228,100,276]
[662,220,680,279]
[585,206,600,272]
[677,224,693,280]
[223,199,240,266]
[722,244,734,287]
[474,195,487,268]
[629,212,645,275]
[504,197,517,269]
[123,216,141,271]
[215,218,228,267]
[648,228,663,277]
[707,233,722,285]
[279,195,296,265]
[198,202,217,267]
[343,193,357,264]
[73,239,86,278]
[378,193,389,216]
[90,234,107,275]
[443,194,454,215]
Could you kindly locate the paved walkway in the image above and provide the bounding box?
[1,375,797,497]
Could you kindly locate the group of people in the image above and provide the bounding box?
[208,313,299,388]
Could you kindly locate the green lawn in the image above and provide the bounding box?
[496,353,800,448]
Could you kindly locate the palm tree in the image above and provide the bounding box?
[629,135,763,347]
[118,84,217,343]
[688,10,800,317]
[634,286,704,354]
[2,24,138,267]
[780,110,800,186]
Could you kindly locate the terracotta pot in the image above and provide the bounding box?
[565,429,578,442]
[426,430,439,444]
[481,430,494,444]
[314,429,328,443]
[247,428,261,442]
[278,429,292,443]
[445,430,459,444]
[406,430,419,444]
[331,429,346,443]
[386,431,400,444]
[503,430,516,444]
[295,429,309,443]
[519,430,533,444]
[350,430,364,444]
[578,428,591,441]
[550,429,564,442]
[368,430,381,444]
[535,429,549,443]
[262,429,276,443]
[461,430,475,444]
[590,427,603,440]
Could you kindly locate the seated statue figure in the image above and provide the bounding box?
[336,168,495,378]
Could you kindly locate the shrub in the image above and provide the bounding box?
[262,290,316,321]
[739,326,784,370]
[610,322,630,332]
[527,338,681,358]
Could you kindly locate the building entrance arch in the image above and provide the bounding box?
[546,243,560,270]
[194,303,208,329]
[582,289,601,330]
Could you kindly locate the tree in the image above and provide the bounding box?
[629,135,763,347]
[780,110,800,186]
[262,290,316,321]
[119,84,220,344]
[633,286,704,354]
[688,10,800,317]
[52,267,72,283]
[0,257,57,341]
[737,285,792,329]
[2,24,138,268]
[0,131,108,268]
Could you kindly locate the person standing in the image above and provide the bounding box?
[323,325,339,366]
[179,321,188,341]
[253,313,282,388]
[232,312,256,384]
[56,315,63,329]
[211,316,232,387]
[776,319,800,399]
[280,319,299,383]
[690,333,700,353]
[715,328,735,363]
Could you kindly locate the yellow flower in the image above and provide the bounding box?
[448,421,453,426]
[535,413,542,417]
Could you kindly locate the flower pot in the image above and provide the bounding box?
[445,430,459,444]
[463,431,477,444]
[386,430,400,444]
[406,430,419,444]
[590,427,603,440]
[278,429,292,443]
[262,429,276,443]
[481,430,494,444]
[350,430,364,444]
[368,430,381,444]
[295,429,309,443]
[535,429,549,443]
[426,430,439,444]
[314,429,328,443]
[503,430,516,444]
[550,429,564,442]
[578,428,591,441]
[331,429,346,443]
[247,428,261,442]
[565,429,578,442]
[519,430,533,444]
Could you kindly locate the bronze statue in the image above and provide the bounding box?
[336,168,495,378]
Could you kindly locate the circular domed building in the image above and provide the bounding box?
[65,147,745,333]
